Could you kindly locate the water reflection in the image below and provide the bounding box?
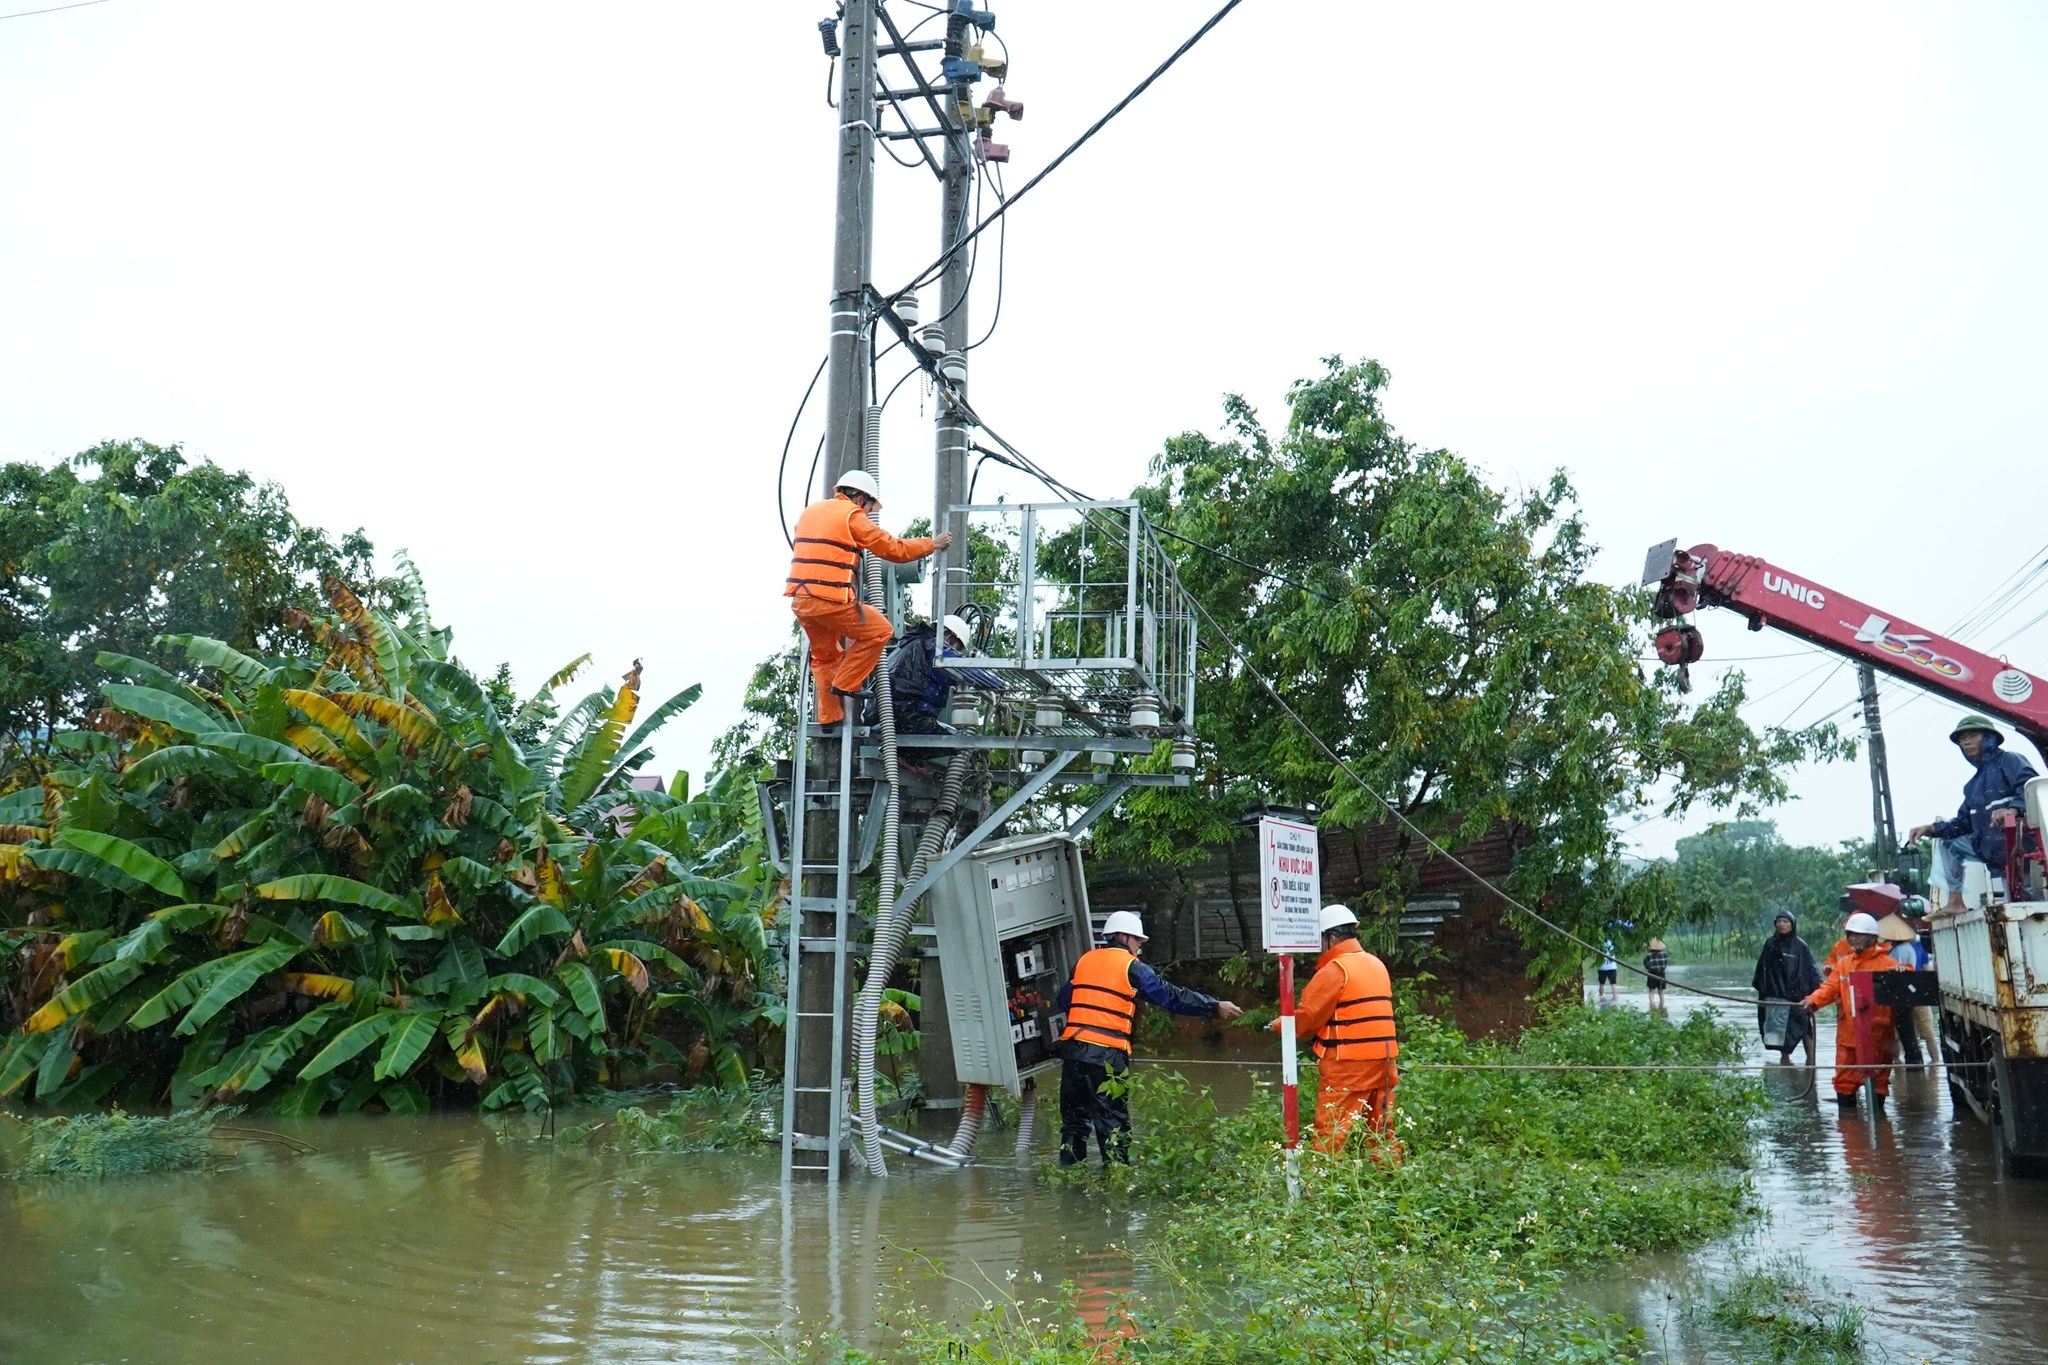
[1611,963,2048,1364]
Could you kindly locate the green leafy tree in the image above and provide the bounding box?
[1,441,382,788]
[1088,358,1849,978]
[1665,819,1873,937]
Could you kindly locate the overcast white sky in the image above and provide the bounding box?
[4,1,2045,861]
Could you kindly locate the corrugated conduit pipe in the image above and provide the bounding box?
[849,403,903,1178]
[1014,1078,1036,1159]
[946,1082,989,1156]
[853,747,971,1174]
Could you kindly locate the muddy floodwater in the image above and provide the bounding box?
[3,962,2046,1363]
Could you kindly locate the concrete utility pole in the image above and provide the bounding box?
[928,6,975,625]
[790,0,880,1180]
[1858,662,1900,876]
[916,4,978,1114]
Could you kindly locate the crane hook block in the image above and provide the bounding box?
[1654,624,1704,667]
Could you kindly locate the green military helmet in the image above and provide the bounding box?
[1949,713,2005,743]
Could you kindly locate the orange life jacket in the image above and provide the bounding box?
[785,495,863,603]
[1313,947,1398,1062]
[1060,947,1137,1053]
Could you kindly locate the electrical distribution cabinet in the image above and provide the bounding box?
[930,832,1095,1094]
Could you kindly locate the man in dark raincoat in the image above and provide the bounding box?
[1752,911,1821,1065]
[1906,713,2040,910]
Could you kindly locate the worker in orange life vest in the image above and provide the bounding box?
[783,470,951,726]
[1801,911,1903,1115]
[1055,911,1243,1166]
[1286,904,1401,1155]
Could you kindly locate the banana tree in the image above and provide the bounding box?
[0,579,773,1113]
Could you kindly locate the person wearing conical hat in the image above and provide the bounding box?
[1643,938,1669,1011]
[1904,714,2039,912]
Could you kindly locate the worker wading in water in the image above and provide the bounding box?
[1055,911,1242,1167]
[783,470,951,726]
[1283,904,1401,1156]
[1801,911,1903,1114]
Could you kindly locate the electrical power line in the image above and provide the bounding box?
[0,0,110,18]
[881,0,1250,306]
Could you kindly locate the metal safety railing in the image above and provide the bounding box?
[941,501,1197,740]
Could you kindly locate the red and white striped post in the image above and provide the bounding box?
[1278,953,1299,1149]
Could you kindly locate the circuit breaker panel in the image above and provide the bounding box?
[929,832,1095,1094]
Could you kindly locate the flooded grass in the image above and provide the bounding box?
[831,1006,1766,1363]
[1686,1254,1865,1362]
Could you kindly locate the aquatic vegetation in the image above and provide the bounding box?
[7,1107,224,1177]
[611,1083,777,1153]
[841,1005,1765,1362]
[1688,1254,1866,1363]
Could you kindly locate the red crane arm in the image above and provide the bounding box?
[1646,541,2048,757]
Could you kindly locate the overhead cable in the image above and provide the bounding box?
[881,0,1250,306]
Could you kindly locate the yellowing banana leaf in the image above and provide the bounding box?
[601,947,650,995]
[279,688,373,754]
[22,958,146,1033]
[423,875,461,927]
[534,849,567,907]
[0,823,50,843]
[311,910,368,946]
[280,972,356,1002]
[255,874,415,918]
[559,663,642,811]
[329,692,443,753]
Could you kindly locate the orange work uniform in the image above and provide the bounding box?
[1803,939,1902,1098]
[784,492,935,725]
[1294,939,1400,1154]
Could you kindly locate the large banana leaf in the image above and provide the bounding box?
[279,972,357,1001]
[374,1010,444,1081]
[259,761,364,808]
[280,688,373,754]
[614,684,702,776]
[54,829,187,899]
[559,665,642,811]
[114,903,227,962]
[255,874,415,917]
[159,634,274,690]
[0,1032,54,1099]
[125,745,248,786]
[129,940,300,1035]
[297,1010,405,1080]
[485,972,562,1007]
[195,731,303,766]
[95,650,196,694]
[330,692,443,753]
[556,962,605,1031]
[495,904,572,956]
[22,959,146,1033]
[35,1020,78,1100]
[100,683,223,737]
[214,1003,343,1098]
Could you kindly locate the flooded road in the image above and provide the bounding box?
[4,965,2047,1362]
[1607,962,2048,1364]
[0,1109,1144,1364]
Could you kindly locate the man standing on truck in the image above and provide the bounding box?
[1054,911,1243,1167]
[1905,714,2039,911]
[1801,912,1903,1114]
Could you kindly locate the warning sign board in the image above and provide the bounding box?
[1259,816,1322,953]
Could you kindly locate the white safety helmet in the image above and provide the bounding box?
[1101,910,1148,943]
[1318,904,1359,933]
[834,469,881,501]
[942,614,972,650]
[1844,912,1881,936]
